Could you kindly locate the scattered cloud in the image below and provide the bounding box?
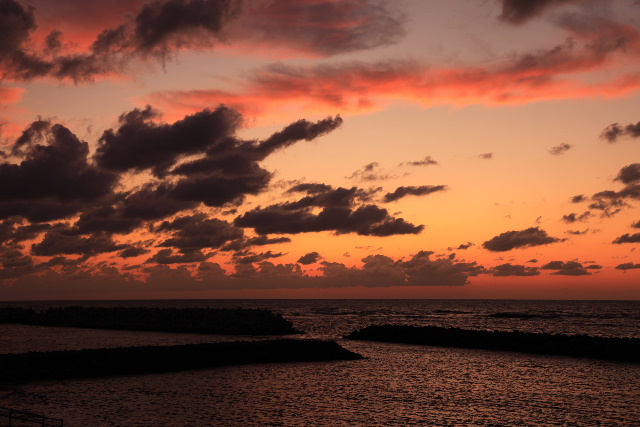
[549,143,573,155]
[541,260,593,275]
[402,155,438,167]
[561,211,591,223]
[297,251,321,265]
[612,233,640,244]
[382,185,447,203]
[483,227,564,252]
[489,263,540,276]
[498,0,579,25]
[600,122,640,143]
[615,262,640,270]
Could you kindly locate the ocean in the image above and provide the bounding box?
[1,299,639,426]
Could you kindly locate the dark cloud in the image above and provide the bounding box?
[95,107,342,209]
[147,248,209,264]
[235,204,424,237]
[0,219,50,243]
[156,213,243,250]
[549,143,572,155]
[615,163,640,184]
[287,183,333,194]
[347,162,396,181]
[632,220,640,229]
[120,183,199,221]
[31,227,126,256]
[233,250,284,265]
[600,122,640,143]
[449,242,474,251]
[0,0,243,82]
[571,194,586,203]
[220,235,291,252]
[615,262,640,270]
[482,227,563,252]
[132,0,241,54]
[95,106,243,176]
[282,186,375,210]
[541,260,592,275]
[235,0,406,56]
[490,263,540,276]
[0,121,118,221]
[565,229,589,235]
[612,233,640,244]
[316,251,483,287]
[297,251,321,265]
[404,156,438,167]
[383,185,447,203]
[479,153,494,159]
[561,211,591,223]
[499,0,577,25]
[118,247,150,258]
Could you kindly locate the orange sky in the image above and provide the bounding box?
[1,0,639,300]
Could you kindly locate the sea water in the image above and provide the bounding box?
[1,299,639,426]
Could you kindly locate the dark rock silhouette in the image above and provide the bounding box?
[0,306,300,335]
[344,325,640,363]
[0,339,363,383]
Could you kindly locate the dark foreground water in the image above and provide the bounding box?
[1,299,640,426]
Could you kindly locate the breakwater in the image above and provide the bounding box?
[0,306,299,335]
[344,325,640,363]
[0,339,363,383]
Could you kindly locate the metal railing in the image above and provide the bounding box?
[0,407,63,427]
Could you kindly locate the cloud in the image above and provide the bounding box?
[94,105,243,176]
[541,260,592,275]
[489,263,540,276]
[232,250,285,265]
[0,120,118,222]
[31,227,126,256]
[383,185,447,203]
[478,153,494,160]
[234,182,421,237]
[0,0,408,83]
[347,162,396,181]
[403,156,438,167]
[574,164,640,218]
[156,213,244,250]
[565,229,590,235]
[570,194,586,203]
[147,248,210,264]
[499,0,578,25]
[482,227,564,252]
[0,0,243,82]
[612,233,640,244]
[230,0,406,56]
[632,220,640,228]
[118,247,150,258]
[549,143,572,155]
[297,251,321,265]
[235,203,424,237]
[615,163,640,184]
[561,211,591,223]
[600,122,640,142]
[615,262,640,270]
[448,242,474,251]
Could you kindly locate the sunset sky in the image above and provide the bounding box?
[1,0,640,300]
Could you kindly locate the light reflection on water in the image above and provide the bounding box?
[5,341,640,426]
[2,300,640,426]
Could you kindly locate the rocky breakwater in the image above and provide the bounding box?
[0,306,300,335]
[344,325,640,363]
[0,339,364,384]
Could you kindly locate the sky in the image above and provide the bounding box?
[1,0,640,300]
